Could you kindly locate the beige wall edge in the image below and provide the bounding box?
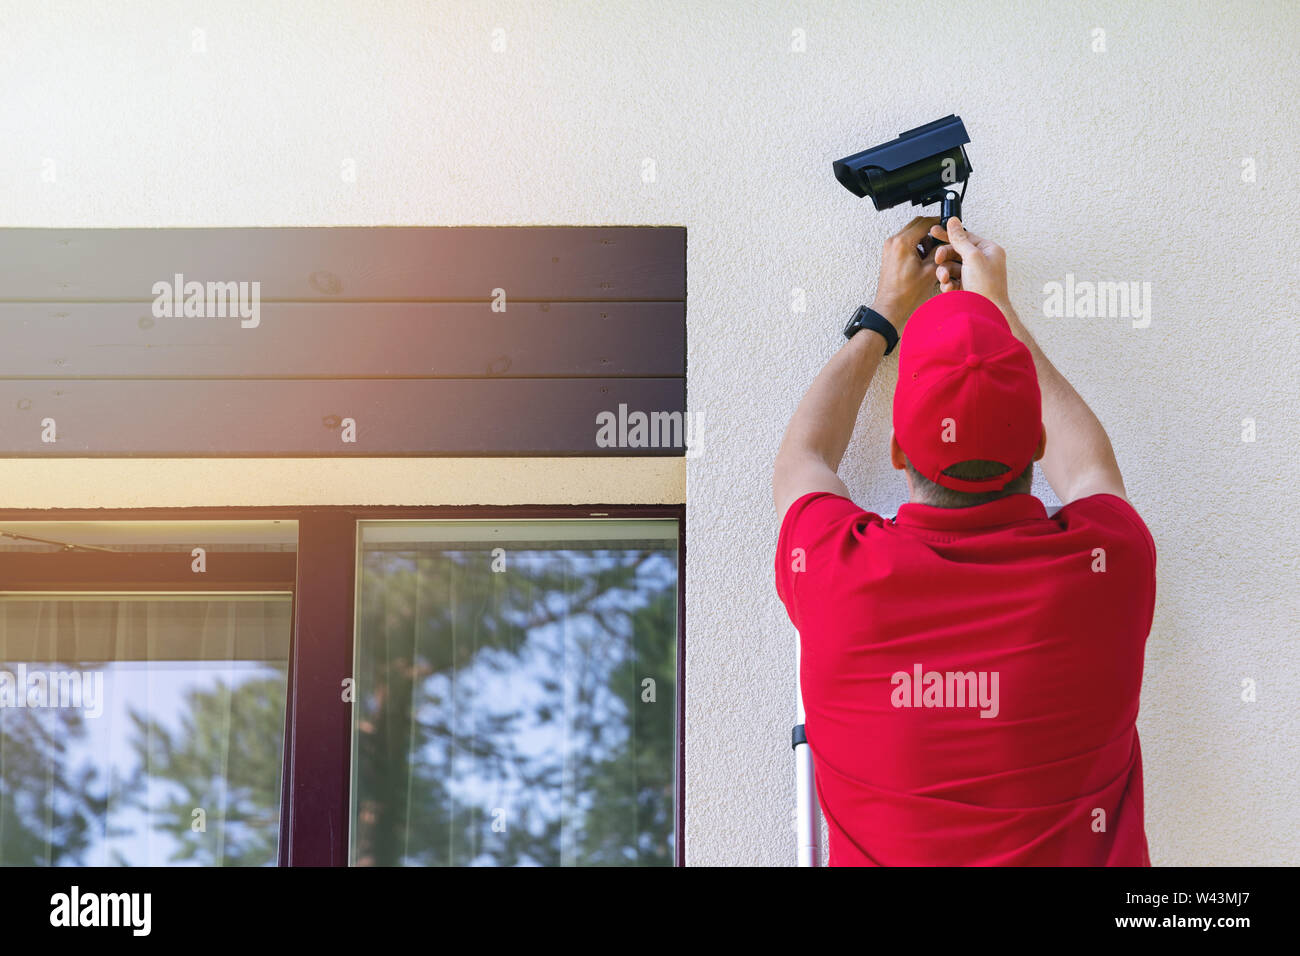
[0,458,685,509]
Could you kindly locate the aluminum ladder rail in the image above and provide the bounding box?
[793,633,821,867]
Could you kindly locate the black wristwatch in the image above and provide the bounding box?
[843,304,899,354]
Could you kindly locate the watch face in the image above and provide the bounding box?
[844,307,896,351]
[844,306,869,337]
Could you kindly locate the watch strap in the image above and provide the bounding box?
[843,305,899,354]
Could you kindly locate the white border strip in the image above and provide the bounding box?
[0,458,686,508]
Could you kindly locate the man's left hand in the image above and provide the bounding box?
[870,216,956,332]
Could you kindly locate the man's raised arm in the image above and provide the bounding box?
[932,218,1128,505]
[773,217,943,519]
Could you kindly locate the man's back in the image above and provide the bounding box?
[776,489,1157,866]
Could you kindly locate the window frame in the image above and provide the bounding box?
[0,503,686,867]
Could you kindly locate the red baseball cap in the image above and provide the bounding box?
[892,290,1042,492]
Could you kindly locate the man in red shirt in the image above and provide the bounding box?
[773,216,1156,865]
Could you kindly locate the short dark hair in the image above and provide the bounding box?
[903,458,1033,509]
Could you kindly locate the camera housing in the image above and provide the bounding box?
[832,115,972,228]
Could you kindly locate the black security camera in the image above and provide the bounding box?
[833,115,972,254]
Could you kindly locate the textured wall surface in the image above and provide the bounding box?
[1,0,1296,865]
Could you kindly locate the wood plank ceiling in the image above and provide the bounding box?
[0,227,686,455]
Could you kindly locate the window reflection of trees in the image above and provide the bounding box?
[352,545,677,867]
[1,664,287,866]
[0,544,677,867]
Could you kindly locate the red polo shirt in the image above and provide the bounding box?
[775,491,1156,866]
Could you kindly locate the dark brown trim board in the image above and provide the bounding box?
[0,378,686,455]
[0,227,685,300]
[0,227,687,457]
[0,302,684,378]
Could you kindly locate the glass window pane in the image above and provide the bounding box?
[0,591,292,866]
[351,519,679,866]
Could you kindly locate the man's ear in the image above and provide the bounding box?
[889,433,906,470]
[1034,424,1047,462]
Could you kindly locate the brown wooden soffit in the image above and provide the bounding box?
[0,227,687,456]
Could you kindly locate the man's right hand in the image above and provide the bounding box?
[929,217,1009,306]
[928,218,1132,507]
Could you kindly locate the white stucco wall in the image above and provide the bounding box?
[2,0,1296,865]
